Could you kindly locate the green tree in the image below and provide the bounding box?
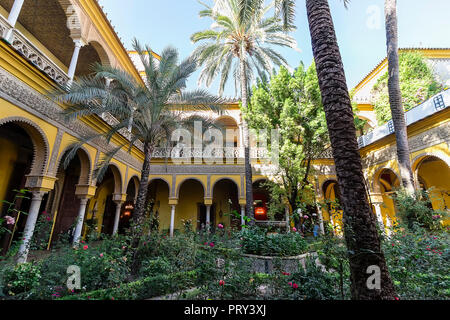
[190,0,297,223]
[244,63,329,226]
[51,39,222,248]
[372,51,443,125]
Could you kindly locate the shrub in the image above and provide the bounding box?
[241,227,308,256]
[392,189,446,231]
[383,228,449,300]
[2,262,41,297]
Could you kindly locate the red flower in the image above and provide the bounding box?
[83,245,88,250]
[292,283,298,289]
[282,272,291,276]
[395,297,399,301]
[288,282,293,287]
[209,242,215,248]
[219,280,225,286]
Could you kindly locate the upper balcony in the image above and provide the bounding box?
[357,89,450,149]
[0,0,140,86]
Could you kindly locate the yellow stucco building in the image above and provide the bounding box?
[0,1,448,259]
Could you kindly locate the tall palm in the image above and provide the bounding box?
[52,39,223,244]
[275,0,396,299]
[384,0,415,194]
[190,0,297,223]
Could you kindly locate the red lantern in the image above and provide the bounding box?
[255,207,267,220]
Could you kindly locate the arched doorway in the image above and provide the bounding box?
[376,168,400,228]
[322,180,343,233]
[252,179,272,221]
[211,179,240,229]
[146,179,170,234]
[0,123,34,253]
[49,147,91,245]
[416,156,450,212]
[177,179,205,232]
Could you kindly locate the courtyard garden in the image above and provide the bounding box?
[0,205,448,301]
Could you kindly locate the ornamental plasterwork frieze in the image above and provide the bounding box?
[149,164,245,175]
[0,67,143,172]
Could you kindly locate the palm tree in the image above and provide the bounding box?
[274,0,397,299]
[52,39,223,245]
[190,0,297,223]
[384,0,415,194]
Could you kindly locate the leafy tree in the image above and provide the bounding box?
[190,0,297,223]
[372,51,443,125]
[244,63,329,226]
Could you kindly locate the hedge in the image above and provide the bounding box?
[60,269,200,300]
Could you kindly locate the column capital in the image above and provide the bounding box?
[168,198,178,206]
[73,38,87,48]
[204,198,213,206]
[25,175,57,192]
[75,185,97,199]
[112,193,127,204]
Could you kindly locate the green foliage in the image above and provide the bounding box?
[392,188,447,231]
[241,227,308,257]
[244,63,329,217]
[2,262,41,297]
[61,269,200,300]
[383,228,449,300]
[372,51,443,124]
[190,0,297,95]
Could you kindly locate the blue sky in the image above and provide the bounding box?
[99,0,450,97]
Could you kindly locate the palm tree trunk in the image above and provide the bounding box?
[240,55,255,225]
[306,0,396,300]
[385,0,415,194]
[132,141,153,241]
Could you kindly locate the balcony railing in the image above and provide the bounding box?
[1,14,69,86]
[152,147,271,160]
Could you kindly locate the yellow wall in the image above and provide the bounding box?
[0,137,19,206]
[177,180,204,232]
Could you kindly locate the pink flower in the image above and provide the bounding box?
[292,227,297,232]
[218,224,224,229]
[4,216,15,225]
[395,297,399,301]
[292,283,298,289]
[209,242,215,248]
[219,280,225,286]
[83,245,88,250]
[304,215,309,219]
[46,216,52,221]
[288,282,293,287]
[100,253,104,258]
[122,246,126,250]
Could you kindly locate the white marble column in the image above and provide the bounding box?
[16,191,45,264]
[5,0,24,40]
[7,0,24,27]
[240,205,245,226]
[112,201,124,235]
[170,205,176,237]
[373,203,385,229]
[206,205,211,232]
[72,198,89,245]
[285,206,290,232]
[317,205,325,235]
[67,39,85,81]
